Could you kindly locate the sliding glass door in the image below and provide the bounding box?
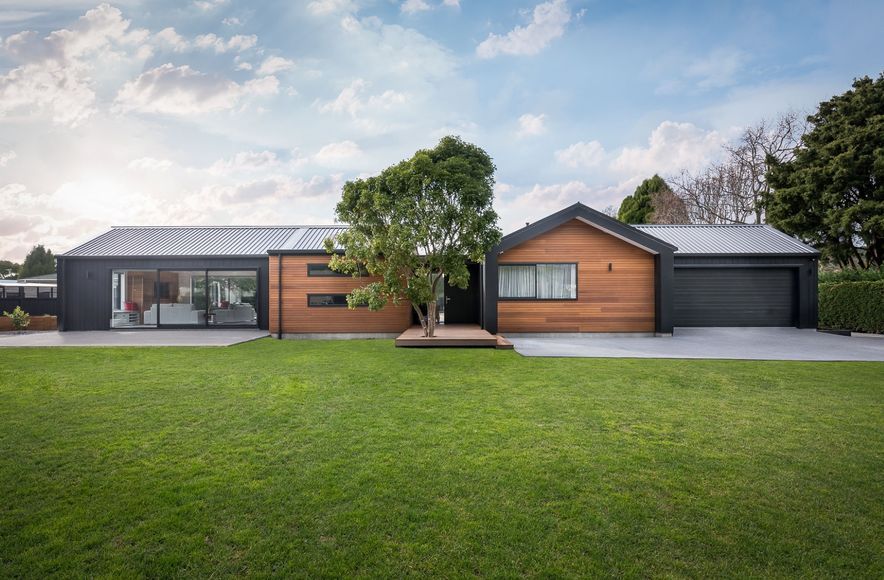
[110,268,257,328]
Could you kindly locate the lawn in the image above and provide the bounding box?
[1,340,882,577]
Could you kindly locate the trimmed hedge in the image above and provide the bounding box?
[818,280,884,333]
[818,267,884,284]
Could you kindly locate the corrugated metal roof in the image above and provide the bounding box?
[276,226,348,251]
[633,224,819,255]
[63,226,301,257]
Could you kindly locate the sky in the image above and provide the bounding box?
[0,0,881,261]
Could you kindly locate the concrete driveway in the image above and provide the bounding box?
[508,327,884,361]
[0,329,270,347]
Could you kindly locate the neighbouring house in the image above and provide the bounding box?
[57,203,819,335]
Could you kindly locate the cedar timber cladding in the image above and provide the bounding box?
[269,255,412,334]
[497,219,656,332]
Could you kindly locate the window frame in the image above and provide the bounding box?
[306,263,368,277]
[306,293,367,308]
[498,262,579,301]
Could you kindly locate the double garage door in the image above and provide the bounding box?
[674,267,798,327]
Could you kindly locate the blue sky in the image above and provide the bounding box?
[0,0,881,260]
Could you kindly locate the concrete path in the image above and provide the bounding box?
[508,327,884,361]
[0,329,270,347]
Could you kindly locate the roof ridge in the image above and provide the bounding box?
[109,224,344,230]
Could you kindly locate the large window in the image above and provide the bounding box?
[499,263,577,300]
[109,269,257,328]
[307,263,367,277]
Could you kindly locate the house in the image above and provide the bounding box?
[57,203,819,334]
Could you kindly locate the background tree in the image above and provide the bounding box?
[618,175,687,224]
[671,111,807,224]
[326,136,501,337]
[766,74,884,268]
[18,245,55,278]
[0,260,20,279]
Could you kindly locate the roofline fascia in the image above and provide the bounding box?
[57,254,272,260]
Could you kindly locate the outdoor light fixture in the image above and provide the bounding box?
[608,263,613,271]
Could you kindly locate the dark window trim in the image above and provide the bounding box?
[306,263,366,277]
[498,262,579,302]
[306,293,367,308]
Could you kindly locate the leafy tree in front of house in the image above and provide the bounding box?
[18,245,55,279]
[618,175,686,224]
[326,136,501,337]
[766,74,884,268]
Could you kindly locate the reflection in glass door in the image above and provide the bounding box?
[157,270,207,326]
[208,270,257,326]
[110,270,158,328]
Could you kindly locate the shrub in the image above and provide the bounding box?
[818,267,884,284]
[818,280,884,333]
[3,306,30,331]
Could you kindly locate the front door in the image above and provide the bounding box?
[444,264,480,324]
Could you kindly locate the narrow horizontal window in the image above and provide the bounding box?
[307,294,358,307]
[307,263,367,277]
[499,263,577,300]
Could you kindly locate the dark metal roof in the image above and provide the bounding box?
[63,226,301,257]
[634,224,819,255]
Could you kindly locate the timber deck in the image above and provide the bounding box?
[395,324,512,349]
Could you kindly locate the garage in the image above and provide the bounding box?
[674,267,797,327]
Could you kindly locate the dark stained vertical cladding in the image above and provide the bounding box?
[60,257,270,331]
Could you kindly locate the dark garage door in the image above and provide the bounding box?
[674,268,797,327]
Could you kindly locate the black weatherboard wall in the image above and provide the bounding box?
[57,256,270,331]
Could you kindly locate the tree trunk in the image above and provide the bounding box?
[412,303,428,336]
[426,301,437,338]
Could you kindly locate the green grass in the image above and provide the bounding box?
[1,340,882,578]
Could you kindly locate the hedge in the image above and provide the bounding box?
[818,267,884,284]
[818,280,884,333]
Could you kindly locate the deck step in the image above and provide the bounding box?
[495,336,514,350]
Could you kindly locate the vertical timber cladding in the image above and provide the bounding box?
[268,255,413,334]
[497,219,656,332]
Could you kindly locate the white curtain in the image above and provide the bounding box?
[536,264,576,299]
[499,265,536,298]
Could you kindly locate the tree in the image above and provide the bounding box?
[618,175,686,224]
[18,245,55,278]
[671,111,807,224]
[326,136,502,337]
[0,260,20,279]
[766,75,884,268]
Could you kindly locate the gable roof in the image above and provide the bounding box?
[633,224,819,256]
[63,226,302,257]
[492,202,678,256]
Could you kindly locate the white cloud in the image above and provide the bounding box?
[401,0,432,14]
[313,140,363,166]
[477,0,570,58]
[307,0,357,16]
[610,121,725,175]
[114,64,279,116]
[222,16,243,26]
[257,55,295,76]
[516,112,546,137]
[0,151,17,167]
[193,33,258,53]
[443,0,460,7]
[208,150,281,175]
[496,180,628,231]
[154,27,188,52]
[655,48,748,95]
[194,0,227,11]
[555,140,605,168]
[127,157,173,171]
[316,78,407,118]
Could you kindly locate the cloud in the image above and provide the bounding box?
[496,180,628,231]
[0,3,149,126]
[194,0,227,11]
[127,157,173,171]
[257,55,295,76]
[114,64,279,116]
[207,150,281,175]
[555,140,605,168]
[655,48,748,95]
[517,113,546,137]
[442,0,460,7]
[316,78,407,118]
[476,0,570,58]
[307,0,357,16]
[401,0,432,14]
[193,33,258,53]
[154,27,188,51]
[0,151,16,167]
[313,140,363,166]
[610,121,725,175]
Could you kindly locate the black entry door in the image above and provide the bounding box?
[444,264,480,324]
[674,267,798,327]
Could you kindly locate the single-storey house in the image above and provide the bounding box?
[57,203,819,335]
